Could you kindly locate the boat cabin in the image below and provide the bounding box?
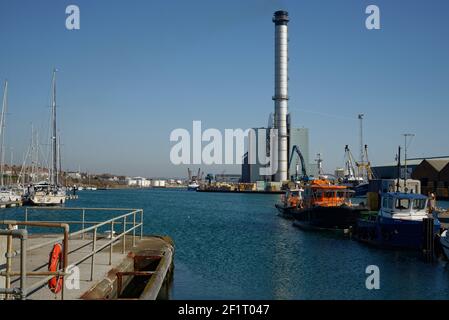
[281,188,303,208]
[379,192,429,221]
[303,180,354,207]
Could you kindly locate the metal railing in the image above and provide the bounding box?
[0,207,144,300]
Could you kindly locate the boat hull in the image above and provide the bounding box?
[356,216,441,250]
[29,194,66,206]
[275,204,296,219]
[292,205,364,231]
[441,230,449,259]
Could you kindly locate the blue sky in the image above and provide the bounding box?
[0,0,448,178]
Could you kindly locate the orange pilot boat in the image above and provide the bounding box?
[276,179,367,231]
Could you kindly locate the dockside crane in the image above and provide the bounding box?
[288,145,308,182]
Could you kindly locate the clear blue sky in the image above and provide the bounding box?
[0,0,448,178]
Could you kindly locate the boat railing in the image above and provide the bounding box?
[0,207,144,300]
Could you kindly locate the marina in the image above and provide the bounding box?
[1,1,449,304]
[3,188,449,300]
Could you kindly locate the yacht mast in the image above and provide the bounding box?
[50,69,58,186]
[0,80,8,186]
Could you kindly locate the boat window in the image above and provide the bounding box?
[382,197,388,208]
[315,190,323,198]
[324,191,335,198]
[337,191,345,198]
[395,198,410,210]
[412,199,426,210]
[387,197,394,209]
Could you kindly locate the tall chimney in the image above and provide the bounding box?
[273,10,289,182]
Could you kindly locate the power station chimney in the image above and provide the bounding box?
[273,10,289,182]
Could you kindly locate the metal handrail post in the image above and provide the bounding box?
[5,231,12,300]
[140,210,143,240]
[122,216,126,254]
[109,220,114,265]
[82,209,86,240]
[19,233,27,300]
[133,211,136,247]
[90,228,97,281]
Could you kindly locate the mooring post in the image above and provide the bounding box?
[423,217,435,262]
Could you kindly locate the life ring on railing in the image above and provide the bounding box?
[48,243,63,293]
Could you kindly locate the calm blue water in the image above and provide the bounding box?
[2,188,449,300]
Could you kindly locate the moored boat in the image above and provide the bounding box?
[187,182,199,191]
[288,179,366,231]
[440,230,449,259]
[26,182,66,206]
[355,192,440,250]
[275,187,303,219]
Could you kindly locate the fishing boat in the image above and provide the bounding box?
[341,145,374,197]
[356,146,441,250]
[289,179,366,231]
[275,187,303,219]
[356,192,440,250]
[440,230,449,259]
[26,69,66,206]
[187,182,199,191]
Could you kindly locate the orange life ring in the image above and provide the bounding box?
[48,243,63,293]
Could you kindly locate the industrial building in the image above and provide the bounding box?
[372,156,449,179]
[241,11,311,183]
[214,174,241,183]
[411,159,449,198]
[371,156,449,198]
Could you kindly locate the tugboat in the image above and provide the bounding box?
[289,179,366,231]
[355,147,441,250]
[355,192,440,250]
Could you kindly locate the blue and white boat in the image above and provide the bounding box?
[356,192,441,250]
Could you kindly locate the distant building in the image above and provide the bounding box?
[215,174,241,183]
[243,127,271,183]
[66,172,81,179]
[412,159,449,198]
[241,126,310,183]
[126,178,138,186]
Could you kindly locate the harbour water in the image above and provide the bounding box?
[2,188,449,300]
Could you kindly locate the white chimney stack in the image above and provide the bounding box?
[273,11,289,182]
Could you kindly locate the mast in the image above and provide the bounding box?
[358,114,365,180]
[0,80,8,186]
[51,69,58,186]
[396,146,401,192]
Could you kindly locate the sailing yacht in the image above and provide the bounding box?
[27,69,66,206]
[0,80,23,203]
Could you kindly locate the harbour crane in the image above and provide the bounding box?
[288,145,308,182]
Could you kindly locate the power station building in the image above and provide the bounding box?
[241,11,311,183]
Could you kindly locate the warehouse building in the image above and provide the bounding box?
[412,159,449,198]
